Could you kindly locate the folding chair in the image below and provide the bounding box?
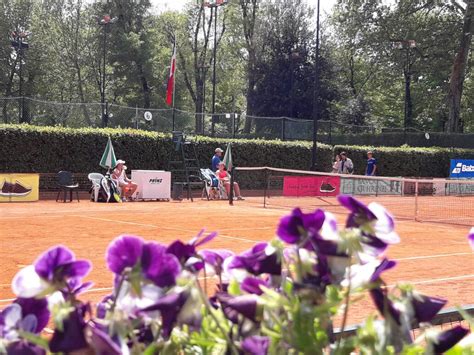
[88,173,105,202]
[200,169,226,200]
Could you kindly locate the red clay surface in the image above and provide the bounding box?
[1,198,473,325]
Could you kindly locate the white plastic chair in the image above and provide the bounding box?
[88,173,105,202]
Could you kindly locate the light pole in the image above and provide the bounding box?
[394,39,416,140]
[204,0,228,137]
[98,15,117,127]
[311,0,321,171]
[11,29,31,123]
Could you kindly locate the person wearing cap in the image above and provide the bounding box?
[211,147,223,172]
[217,161,244,200]
[112,160,138,201]
[366,151,377,176]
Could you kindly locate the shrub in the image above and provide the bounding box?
[0,124,333,174]
[334,144,474,177]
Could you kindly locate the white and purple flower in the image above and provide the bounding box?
[12,246,91,298]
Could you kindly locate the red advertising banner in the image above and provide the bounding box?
[283,176,340,197]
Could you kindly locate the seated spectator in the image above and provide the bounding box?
[211,147,223,172]
[216,162,244,200]
[112,160,138,201]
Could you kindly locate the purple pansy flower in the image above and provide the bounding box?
[242,335,270,355]
[167,230,217,271]
[142,242,181,288]
[432,326,469,353]
[370,288,402,324]
[277,208,325,244]
[49,304,89,353]
[338,195,377,226]
[85,321,122,355]
[141,290,189,338]
[226,294,260,322]
[410,293,447,323]
[0,298,50,341]
[241,277,269,295]
[12,246,91,298]
[6,341,46,355]
[199,249,234,278]
[468,227,474,250]
[227,243,281,276]
[342,258,396,289]
[106,235,144,274]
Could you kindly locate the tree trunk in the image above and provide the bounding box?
[2,59,17,123]
[74,60,91,125]
[137,63,151,108]
[243,50,257,133]
[446,1,473,132]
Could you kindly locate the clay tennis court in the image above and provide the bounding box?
[1,197,473,324]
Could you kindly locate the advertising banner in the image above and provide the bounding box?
[341,177,402,196]
[0,174,39,202]
[283,176,340,197]
[449,159,474,179]
[131,170,171,200]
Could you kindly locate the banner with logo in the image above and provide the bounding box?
[283,176,340,197]
[341,177,402,196]
[450,159,474,179]
[0,174,39,202]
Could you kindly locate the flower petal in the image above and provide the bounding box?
[411,293,447,323]
[59,260,92,280]
[14,298,50,333]
[227,294,259,322]
[106,235,144,275]
[241,277,268,295]
[34,246,74,281]
[468,227,474,250]
[193,230,218,247]
[277,208,304,244]
[242,335,270,355]
[85,322,122,355]
[49,306,88,353]
[6,341,46,355]
[166,240,195,263]
[433,326,469,353]
[12,266,49,298]
[338,195,377,221]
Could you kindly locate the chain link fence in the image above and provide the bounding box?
[2,97,473,148]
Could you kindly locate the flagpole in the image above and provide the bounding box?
[172,39,177,131]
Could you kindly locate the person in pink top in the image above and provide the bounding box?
[216,162,244,200]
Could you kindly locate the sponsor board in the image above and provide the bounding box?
[446,183,474,195]
[341,177,402,196]
[283,176,340,197]
[450,159,474,179]
[0,174,39,202]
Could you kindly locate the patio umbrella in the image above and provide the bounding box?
[100,137,117,170]
[223,142,233,171]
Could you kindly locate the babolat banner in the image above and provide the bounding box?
[449,159,474,179]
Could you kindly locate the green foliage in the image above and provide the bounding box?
[0,124,333,173]
[2,124,474,178]
[334,144,474,177]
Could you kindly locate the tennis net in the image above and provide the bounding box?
[233,166,474,226]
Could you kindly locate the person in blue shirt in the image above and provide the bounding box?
[211,147,223,171]
[366,151,377,176]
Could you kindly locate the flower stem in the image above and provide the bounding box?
[195,279,239,355]
[111,275,125,312]
[336,265,352,352]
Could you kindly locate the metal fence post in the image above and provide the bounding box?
[281,117,286,140]
[414,180,419,221]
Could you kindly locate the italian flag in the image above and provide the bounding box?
[166,42,176,106]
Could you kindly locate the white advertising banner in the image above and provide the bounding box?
[131,170,171,200]
[341,177,403,196]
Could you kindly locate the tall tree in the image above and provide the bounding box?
[446,0,473,132]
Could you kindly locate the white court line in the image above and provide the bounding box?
[72,215,258,244]
[388,274,474,288]
[394,252,473,261]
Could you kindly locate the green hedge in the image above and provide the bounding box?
[333,144,474,177]
[0,124,333,174]
[2,125,473,178]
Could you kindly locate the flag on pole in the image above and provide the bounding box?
[223,142,232,171]
[100,137,117,169]
[166,42,176,106]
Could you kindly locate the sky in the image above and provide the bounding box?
[151,0,338,16]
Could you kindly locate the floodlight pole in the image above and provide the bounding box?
[311,0,321,171]
[98,15,117,128]
[211,5,218,137]
[11,29,30,123]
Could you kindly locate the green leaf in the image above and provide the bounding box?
[17,331,49,350]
